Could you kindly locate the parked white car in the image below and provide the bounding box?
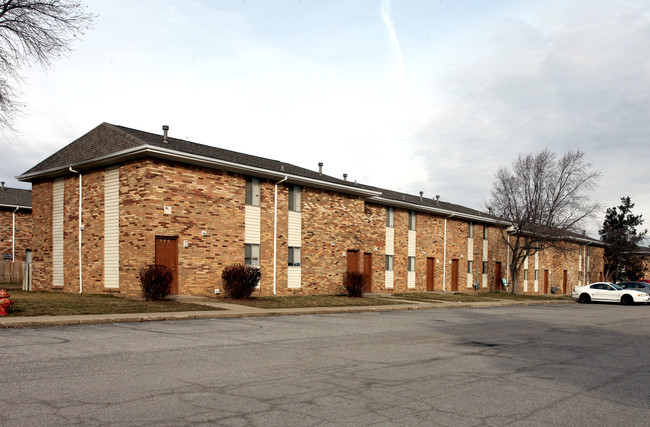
[572,282,650,305]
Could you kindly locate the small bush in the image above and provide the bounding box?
[138,264,173,301]
[343,271,365,297]
[222,264,261,299]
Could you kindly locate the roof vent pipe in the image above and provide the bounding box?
[435,194,440,205]
[419,191,423,202]
[488,206,493,215]
[318,162,323,175]
[343,173,348,181]
[1,181,4,191]
[162,125,169,143]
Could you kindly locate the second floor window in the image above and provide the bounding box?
[289,185,302,212]
[245,177,260,206]
[386,207,394,227]
[288,247,301,267]
[468,222,474,238]
[408,211,416,231]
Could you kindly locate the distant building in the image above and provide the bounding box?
[0,183,32,263]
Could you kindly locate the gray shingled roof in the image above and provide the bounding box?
[18,122,498,220]
[0,186,31,209]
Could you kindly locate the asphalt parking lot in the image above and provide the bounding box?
[2,303,649,426]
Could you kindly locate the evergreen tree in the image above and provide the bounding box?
[599,197,647,282]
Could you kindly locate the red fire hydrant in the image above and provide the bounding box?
[0,289,14,316]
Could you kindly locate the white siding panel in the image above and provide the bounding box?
[523,256,529,292]
[407,271,415,288]
[385,270,394,289]
[467,238,474,260]
[408,230,416,257]
[483,240,488,260]
[104,167,120,288]
[288,266,301,289]
[245,206,261,244]
[52,179,64,288]
[385,228,394,255]
[288,211,301,247]
[534,252,539,292]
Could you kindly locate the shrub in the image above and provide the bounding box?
[343,271,365,297]
[138,264,173,301]
[221,264,261,299]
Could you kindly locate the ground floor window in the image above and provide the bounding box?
[385,255,394,271]
[245,244,260,267]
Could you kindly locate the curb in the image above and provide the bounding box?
[0,299,574,329]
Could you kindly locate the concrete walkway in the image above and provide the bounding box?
[0,294,574,328]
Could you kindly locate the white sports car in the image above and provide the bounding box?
[572,282,650,305]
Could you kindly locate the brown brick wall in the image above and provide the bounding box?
[27,156,607,297]
[0,208,32,262]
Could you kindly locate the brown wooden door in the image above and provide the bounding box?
[544,270,549,294]
[426,257,435,291]
[363,252,372,292]
[563,270,568,294]
[347,250,360,273]
[155,236,178,294]
[451,259,459,291]
[494,262,502,290]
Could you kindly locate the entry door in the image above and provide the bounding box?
[544,270,549,294]
[363,252,372,292]
[494,262,502,290]
[426,257,435,291]
[155,236,178,294]
[347,250,360,273]
[563,270,568,294]
[451,259,459,291]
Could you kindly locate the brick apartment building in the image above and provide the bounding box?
[17,123,604,297]
[0,183,32,263]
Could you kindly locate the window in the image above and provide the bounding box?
[524,269,528,280]
[408,256,415,272]
[483,261,487,274]
[245,177,261,206]
[385,255,394,271]
[245,244,260,267]
[288,247,301,267]
[289,185,302,212]
[386,207,394,227]
[483,225,488,240]
[408,211,416,231]
[468,260,473,274]
[468,222,473,238]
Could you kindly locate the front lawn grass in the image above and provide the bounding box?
[0,283,220,317]
[225,294,412,309]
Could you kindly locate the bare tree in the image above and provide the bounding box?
[0,0,93,129]
[488,149,601,293]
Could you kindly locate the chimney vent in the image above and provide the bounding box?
[435,194,440,205]
[1,181,4,191]
[343,173,348,181]
[488,206,493,215]
[162,125,169,143]
[318,162,323,175]
[419,191,423,202]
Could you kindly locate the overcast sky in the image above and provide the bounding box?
[3,0,650,238]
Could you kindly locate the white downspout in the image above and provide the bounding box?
[12,207,18,262]
[69,167,83,293]
[273,176,288,295]
[443,213,455,292]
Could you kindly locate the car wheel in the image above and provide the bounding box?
[578,293,591,304]
[621,294,633,305]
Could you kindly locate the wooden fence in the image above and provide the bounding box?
[0,259,23,284]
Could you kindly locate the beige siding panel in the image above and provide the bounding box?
[288,266,301,289]
[408,230,416,257]
[104,167,120,288]
[385,228,394,256]
[52,179,64,288]
[467,238,474,261]
[523,256,529,292]
[534,252,539,292]
[385,270,393,289]
[407,271,415,288]
[245,205,261,244]
[288,211,301,247]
